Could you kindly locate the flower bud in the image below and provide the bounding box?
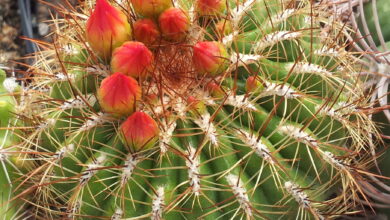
[246,76,264,93]
[192,41,229,76]
[206,82,225,98]
[120,111,160,151]
[145,93,159,104]
[111,41,154,78]
[197,0,226,16]
[97,72,141,116]
[133,19,160,45]
[159,8,190,41]
[131,0,172,17]
[215,20,232,37]
[86,0,131,59]
[187,96,206,115]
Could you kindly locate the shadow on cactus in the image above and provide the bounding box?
[2,0,386,219]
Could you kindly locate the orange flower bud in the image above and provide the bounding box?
[246,76,264,93]
[159,8,190,41]
[131,0,172,17]
[97,72,141,116]
[133,19,160,45]
[192,41,229,76]
[86,0,131,59]
[197,0,226,16]
[111,41,154,78]
[120,111,160,151]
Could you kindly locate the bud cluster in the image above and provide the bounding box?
[86,0,230,151]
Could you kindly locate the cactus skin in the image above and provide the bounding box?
[5,0,382,219]
[0,70,29,219]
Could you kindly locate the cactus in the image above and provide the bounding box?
[332,0,390,217]
[0,69,29,219]
[336,0,390,135]
[4,0,384,219]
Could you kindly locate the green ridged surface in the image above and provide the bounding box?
[4,0,381,219]
[0,69,29,219]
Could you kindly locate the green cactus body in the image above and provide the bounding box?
[0,69,29,219]
[5,0,381,219]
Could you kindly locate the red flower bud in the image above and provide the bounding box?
[86,0,131,59]
[98,72,141,116]
[121,111,160,151]
[159,8,190,41]
[131,0,172,17]
[111,41,154,78]
[197,0,226,16]
[133,19,160,45]
[193,41,229,76]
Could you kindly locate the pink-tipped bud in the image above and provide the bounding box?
[246,76,264,92]
[111,41,153,78]
[133,19,160,45]
[193,41,229,76]
[131,0,172,17]
[159,8,190,41]
[120,111,160,151]
[187,96,206,114]
[98,72,141,116]
[86,0,131,59]
[206,82,225,98]
[197,0,226,16]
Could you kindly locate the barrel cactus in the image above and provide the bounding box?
[331,0,390,217]
[0,69,29,219]
[5,0,382,219]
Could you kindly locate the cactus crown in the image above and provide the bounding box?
[4,0,382,219]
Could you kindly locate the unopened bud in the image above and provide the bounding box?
[206,82,225,98]
[111,41,154,78]
[159,8,190,41]
[197,0,226,16]
[131,0,172,17]
[120,111,160,151]
[192,41,229,76]
[215,20,232,37]
[133,19,160,45]
[86,0,131,59]
[246,76,264,93]
[187,96,206,114]
[97,72,141,116]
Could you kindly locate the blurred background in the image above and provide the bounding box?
[0,0,78,76]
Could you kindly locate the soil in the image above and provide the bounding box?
[0,0,76,76]
[0,0,23,73]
